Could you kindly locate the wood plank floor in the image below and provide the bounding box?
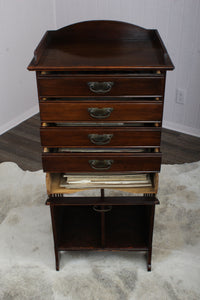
[0,114,200,171]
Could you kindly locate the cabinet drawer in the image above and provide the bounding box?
[37,76,164,97]
[42,153,161,173]
[40,127,161,148]
[40,101,163,122]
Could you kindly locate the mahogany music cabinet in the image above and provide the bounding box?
[28,20,174,271]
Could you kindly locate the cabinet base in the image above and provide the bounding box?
[48,193,158,271]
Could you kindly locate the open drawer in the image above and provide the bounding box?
[46,172,159,195]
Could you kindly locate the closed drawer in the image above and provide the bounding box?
[37,76,164,97]
[42,152,161,173]
[40,126,161,148]
[40,101,163,122]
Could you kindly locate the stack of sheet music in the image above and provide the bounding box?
[60,174,152,189]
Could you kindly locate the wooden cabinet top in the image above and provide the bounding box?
[28,20,174,72]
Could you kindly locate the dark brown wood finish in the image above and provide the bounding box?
[40,126,161,148]
[1,118,199,170]
[57,206,101,249]
[146,205,156,271]
[100,189,106,248]
[0,116,199,170]
[37,75,165,97]
[28,20,174,71]
[50,205,60,271]
[46,182,160,272]
[27,20,174,271]
[42,152,162,173]
[105,206,148,249]
[39,100,163,122]
[46,195,159,206]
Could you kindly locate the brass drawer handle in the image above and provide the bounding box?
[88,81,114,93]
[88,107,113,119]
[89,159,113,170]
[88,133,113,145]
[93,205,112,213]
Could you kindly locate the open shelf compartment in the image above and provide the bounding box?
[105,205,150,249]
[51,204,156,251]
[53,206,101,250]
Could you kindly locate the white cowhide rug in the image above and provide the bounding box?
[0,161,200,300]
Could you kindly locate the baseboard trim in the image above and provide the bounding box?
[0,105,39,135]
[163,120,200,138]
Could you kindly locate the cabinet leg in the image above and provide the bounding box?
[50,205,61,271]
[146,204,155,272]
[55,248,60,271]
[147,249,152,271]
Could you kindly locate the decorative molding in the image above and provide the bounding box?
[0,105,39,135]
[163,120,200,138]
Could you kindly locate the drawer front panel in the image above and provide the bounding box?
[38,76,164,97]
[40,127,161,147]
[42,153,161,173]
[40,101,163,122]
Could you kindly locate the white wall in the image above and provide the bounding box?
[0,0,55,134]
[55,0,200,137]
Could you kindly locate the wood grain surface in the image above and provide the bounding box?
[0,114,199,171]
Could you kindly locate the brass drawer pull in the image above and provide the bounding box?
[93,205,112,213]
[88,81,114,93]
[89,159,113,170]
[88,107,113,119]
[88,133,113,145]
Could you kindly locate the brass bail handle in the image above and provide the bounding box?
[88,81,114,93]
[89,159,114,170]
[93,205,112,213]
[88,107,113,119]
[88,133,113,145]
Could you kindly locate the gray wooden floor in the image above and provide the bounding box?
[0,113,200,171]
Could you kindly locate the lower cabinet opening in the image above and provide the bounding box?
[52,205,152,251]
[54,206,101,250]
[105,205,149,249]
